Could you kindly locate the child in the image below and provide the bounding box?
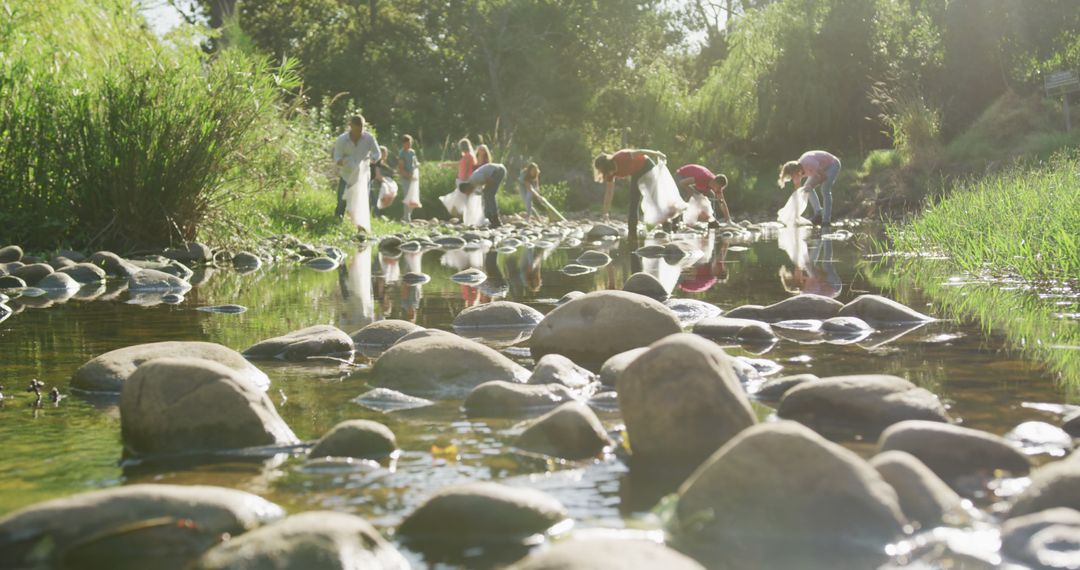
[778,150,841,227]
[398,135,421,222]
[519,162,541,221]
[372,145,397,216]
[475,144,492,166]
[675,163,731,228]
[441,138,483,225]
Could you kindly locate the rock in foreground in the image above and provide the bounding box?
[508,538,704,570]
[72,341,270,393]
[398,482,567,545]
[374,336,530,398]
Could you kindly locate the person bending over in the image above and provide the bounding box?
[676,163,731,228]
[778,150,841,227]
[593,148,667,236]
[458,162,507,228]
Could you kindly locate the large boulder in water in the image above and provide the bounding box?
[243,325,354,361]
[778,374,950,438]
[88,251,140,278]
[1009,461,1080,518]
[870,450,967,528]
[193,511,409,570]
[309,420,397,459]
[57,262,107,284]
[163,242,213,264]
[36,272,80,294]
[673,421,906,569]
[452,301,545,329]
[585,223,623,239]
[374,335,530,398]
[617,333,757,484]
[0,484,284,570]
[599,347,648,387]
[755,293,844,322]
[119,357,298,457]
[878,420,1031,488]
[350,319,423,348]
[692,316,776,343]
[129,269,192,292]
[838,294,934,326]
[72,341,271,393]
[507,538,705,570]
[12,263,53,286]
[0,245,22,263]
[517,401,612,459]
[464,381,577,418]
[397,482,567,546]
[530,290,681,365]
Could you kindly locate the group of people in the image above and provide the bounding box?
[333,115,422,232]
[334,115,841,233]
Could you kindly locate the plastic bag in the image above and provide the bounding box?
[637,160,687,225]
[344,159,372,230]
[682,193,714,225]
[378,178,399,209]
[403,168,422,208]
[777,188,812,227]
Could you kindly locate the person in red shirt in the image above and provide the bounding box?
[675,164,731,227]
[593,148,667,235]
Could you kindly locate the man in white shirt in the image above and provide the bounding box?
[332,115,382,218]
[458,162,507,228]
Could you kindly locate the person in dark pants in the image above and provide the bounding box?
[458,162,507,228]
[593,148,667,238]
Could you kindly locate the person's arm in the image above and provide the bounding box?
[602,179,614,218]
[333,138,345,166]
[717,191,732,224]
[676,176,697,195]
[371,144,384,181]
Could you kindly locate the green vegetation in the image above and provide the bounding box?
[887,153,1080,281]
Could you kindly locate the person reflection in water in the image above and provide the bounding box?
[678,238,730,294]
[779,237,842,298]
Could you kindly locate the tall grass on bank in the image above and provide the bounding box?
[887,153,1080,281]
[0,0,320,251]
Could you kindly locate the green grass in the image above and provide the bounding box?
[887,152,1080,281]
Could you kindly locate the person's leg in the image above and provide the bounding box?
[369,179,381,218]
[484,168,505,227]
[807,186,822,217]
[336,178,347,218]
[627,173,642,238]
[521,185,533,220]
[403,206,412,223]
[821,162,840,225]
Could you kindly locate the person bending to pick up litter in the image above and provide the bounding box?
[458,162,508,229]
[519,162,541,221]
[593,149,686,237]
[675,163,730,229]
[777,150,841,227]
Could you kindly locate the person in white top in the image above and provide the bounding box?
[332,115,383,231]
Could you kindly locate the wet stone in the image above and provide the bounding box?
[878,420,1031,490]
[243,325,354,361]
[309,420,397,459]
[1005,421,1074,457]
[464,381,578,418]
[517,402,613,460]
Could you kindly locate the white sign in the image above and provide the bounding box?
[1045,70,1079,93]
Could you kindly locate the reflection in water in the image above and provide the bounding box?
[677,237,730,294]
[778,227,842,298]
[402,251,424,322]
[338,247,374,332]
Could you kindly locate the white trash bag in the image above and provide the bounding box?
[777,188,812,227]
[637,160,687,225]
[403,168,422,209]
[378,178,399,210]
[344,158,372,231]
[682,193,714,226]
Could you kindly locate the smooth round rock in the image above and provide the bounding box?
[73,341,270,393]
[35,272,80,293]
[528,354,597,389]
[778,374,950,438]
[374,336,530,398]
[194,511,409,570]
[1002,508,1080,570]
[870,450,967,528]
[1010,461,1080,518]
[0,484,284,570]
[243,325,354,361]
[0,275,26,289]
[393,328,457,345]
[693,316,776,342]
[57,263,107,284]
[49,256,76,270]
[1005,421,1075,457]
[12,263,53,286]
[674,421,905,569]
[838,294,934,326]
[0,245,23,263]
[752,374,819,402]
[599,347,648,387]
[120,358,298,456]
[163,242,213,264]
[351,319,423,347]
[756,294,844,322]
[622,272,669,300]
[304,257,338,271]
[618,333,757,484]
[397,482,567,545]
[89,251,140,277]
[586,224,622,239]
[822,316,874,335]
[309,420,397,459]
[723,304,765,320]
[453,301,545,329]
[129,269,192,292]
[576,250,611,267]
[507,538,705,570]
[451,268,487,285]
[556,291,584,305]
[879,420,1031,487]
[517,401,613,460]
[464,381,577,418]
[530,291,682,365]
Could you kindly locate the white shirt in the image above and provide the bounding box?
[333,131,381,184]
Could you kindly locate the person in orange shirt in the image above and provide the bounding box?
[593,148,667,235]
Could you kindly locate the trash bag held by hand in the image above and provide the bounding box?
[378,178,399,209]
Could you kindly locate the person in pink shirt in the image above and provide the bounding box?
[778,150,841,227]
[675,164,731,227]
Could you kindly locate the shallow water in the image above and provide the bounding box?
[0,223,1075,567]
